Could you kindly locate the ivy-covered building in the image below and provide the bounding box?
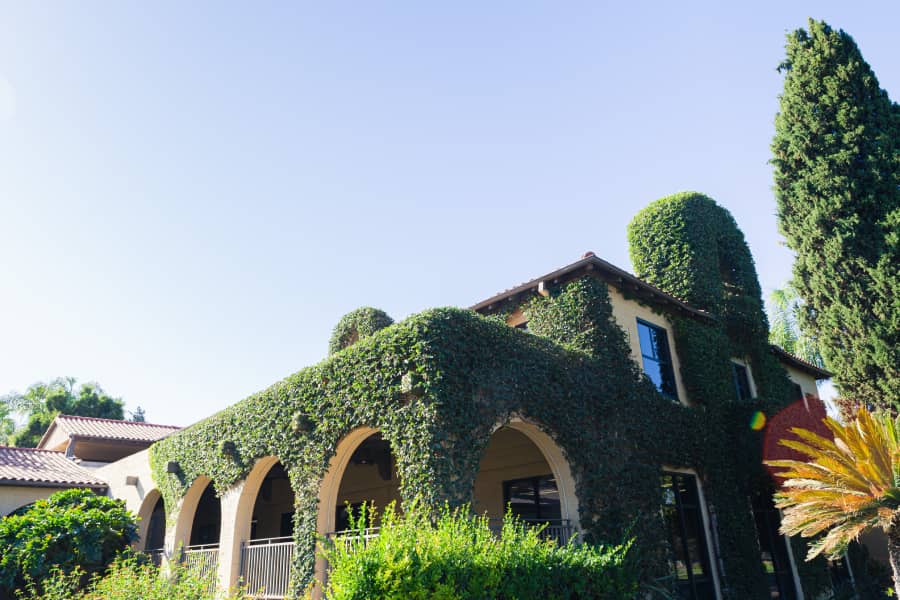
[93,192,841,599]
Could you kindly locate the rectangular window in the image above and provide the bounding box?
[637,319,678,400]
[731,362,752,401]
[660,472,716,600]
[791,383,804,402]
[503,474,561,523]
[752,493,797,599]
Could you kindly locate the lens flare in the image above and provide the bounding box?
[750,411,766,431]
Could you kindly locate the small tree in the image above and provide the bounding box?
[767,408,900,595]
[0,489,138,595]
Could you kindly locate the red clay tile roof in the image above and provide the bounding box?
[770,345,833,380]
[39,415,181,448]
[0,447,107,489]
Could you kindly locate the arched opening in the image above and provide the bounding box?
[136,490,166,563]
[314,428,402,589]
[173,477,221,580]
[250,461,296,540]
[237,459,297,598]
[334,432,401,531]
[472,419,580,544]
[190,483,221,546]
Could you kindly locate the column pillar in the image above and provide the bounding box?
[217,480,248,591]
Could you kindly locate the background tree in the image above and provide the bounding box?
[767,283,824,368]
[0,488,138,596]
[771,19,900,410]
[1,378,125,447]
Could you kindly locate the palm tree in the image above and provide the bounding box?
[767,284,824,368]
[767,407,900,595]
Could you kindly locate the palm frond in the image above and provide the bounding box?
[765,407,900,560]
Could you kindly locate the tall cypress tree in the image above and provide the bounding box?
[772,19,900,409]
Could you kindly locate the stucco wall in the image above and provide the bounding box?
[784,365,819,398]
[607,284,691,404]
[335,457,402,526]
[0,485,63,516]
[95,448,159,549]
[96,448,156,515]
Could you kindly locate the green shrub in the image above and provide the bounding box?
[0,489,138,595]
[328,307,394,354]
[321,501,637,600]
[16,557,248,600]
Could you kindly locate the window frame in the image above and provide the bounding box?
[659,468,721,600]
[731,361,753,402]
[502,473,561,523]
[636,318,679,401]
[750,493,800,599]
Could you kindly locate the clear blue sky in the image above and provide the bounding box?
[1,2,897,426]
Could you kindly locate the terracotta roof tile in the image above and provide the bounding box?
[52,415,181,443]
[0,447,108,489]
[770,345,833,380]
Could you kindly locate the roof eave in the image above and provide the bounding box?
[35,418,61,450]
[770,345,833,380]
[470,256,712,321]
[0,478,107,490]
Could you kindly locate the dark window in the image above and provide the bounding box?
[660,472,716,600]
[335,502,365,532]
[752,493,797,599]
[731,362,753,401]
[280,512,295,537]
[503,474,561,522]
[637,319,678,400]
[791,383,804,402]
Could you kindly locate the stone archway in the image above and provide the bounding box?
[472,418,580,543]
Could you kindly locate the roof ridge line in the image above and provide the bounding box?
[57,414,181,429]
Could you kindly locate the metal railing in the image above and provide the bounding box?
[487,518,576,545]
[144,548,165,567]
[326,527,381,550]
[183,543,219,581]
[240,536,294,599]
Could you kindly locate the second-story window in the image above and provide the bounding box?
[637,319,678,400]
[731,362,753,401]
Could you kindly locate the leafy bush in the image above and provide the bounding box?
[0,489,137,595]
[16,557,248,600]
[328,307,394,354]
[321,501,637,600]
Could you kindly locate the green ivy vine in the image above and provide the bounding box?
[148,191,831,598]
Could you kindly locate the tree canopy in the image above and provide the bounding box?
[771,19,900,409]
[1,378,126,447]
